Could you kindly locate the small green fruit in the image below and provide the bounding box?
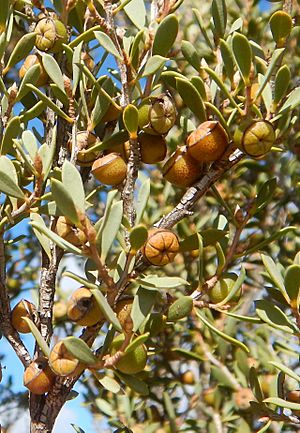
[167,296,193,321]
[209,273,241,304]
[138,94,177,135]
[110,336,147,374]
[234,119,275,158]
[34,18,68,53]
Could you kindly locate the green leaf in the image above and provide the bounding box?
[51,178,80,226]
[123,104,139,138]
[284,264,300,308]
[63,336,98,365]
[30,221,83,255]
[42,53,65,92]
[216,266,246,306]
[63,271,99,291]
[176,78,206,122]
[153,14,178,56]
[190,76,207,101]
[116,371,149,395]
[137,275,189,289]
[22,317,50,358]
[125,333,149,353]
[26,84,73,123]
[249,367,264,402]
[220,311,261,323]
[97,375,121,393]
[269,361,300,383]
[100,200,123,261]
[135,177,150,223]
[0,0,9,33]
[16,64,40,102]
[220,39,234,82]
[94,31,122,60]
[22,130,38,160]
[141,55,167,77]
[132,287,157,332]
[261,254,290,303]
[196,310,250,352]
[179,229,227,252]
[62,161,85,212]
[255,299,296,333]
[181,40,201,71]
[254,48,285,101]
[90,288,122,332]
[211,0,227,40]
[3,33,36,74]
[192,9,214,50]
[274,65,291,105]
[30,213,51,259]
[0,156,25,199]
[1,116,21,155]
[20,101,46,124]
[269,11,292,46]
[129,225,148,252]
[123,0,146,29]
[279,86,300,114]
[171,348,204,362]
[263,397,300,411]
[232,32,252,85]
[253,178,277,214]
[39,141,55,179]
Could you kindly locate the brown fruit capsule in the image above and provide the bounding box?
[34,18,68,53]
[234,119,275,158]
[11,299,36,333]
[67,287,103,327]
[105,141,130,161]
[53,301,67,323]
[67,131,99,166]
[49,341,81,377]
[138,94,177,135]
[115,299,134,334]
[55,216,87,247]
[139,133,167,164]
[91,153,127,186]
[163,146,203,188]
[142,228,180,266]
[233,387,254,410]
[19,54,48,87]
[186,121,229,163]
[23,357,55,395]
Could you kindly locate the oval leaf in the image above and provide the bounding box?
[153,14,178,56]
[63,336,98,365]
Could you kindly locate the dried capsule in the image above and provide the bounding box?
[91,153,127,186]
[67,287,103,327]
[23,357,55,395]
[67,131,99,166]
[34,17,68,53]
[186,121,229,163]
[181,370,195,385]
[163,146,203,188]
[234,119,275,158]
[49,341,81,377]
[55,216,87,247]
[233,388,254,410]
[139,133,167,164]
[11,299,36,334]
[142,228,180,266]
[115,299,134,334]
[138,94,177,135]
[19,54,48,87]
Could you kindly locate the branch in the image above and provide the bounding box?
[157,147,244,229]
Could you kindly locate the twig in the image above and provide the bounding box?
[157,148,244,229]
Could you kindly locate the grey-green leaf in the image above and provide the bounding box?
[176,78,206,122]
[141,55,167,77]
[94,31,122,60]
[62,161,85,212]
[255,299,296,333]
[132,287,157,332]
[90,288,122,332]
[51,178,80,225]
[100,200,123,261]
[0,156,25,199]
[232,32,252,85]
[42,53,65,92]
[63,336,98,365]
[181,40,201,71]
[153,14,178,56]
[211,0,227,40]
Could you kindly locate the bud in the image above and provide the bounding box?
[138,94,177,135]
[67,287,104,327]
[163,146,203,188]
[19,54,48,87]
[49,341,81,377]
[139,133,167,164]
[142,228,180,266]
[167,296,193,321]
[115,299,134,334]
[67,131,99,166]
[234,119,275,158]
[11,299,36,334]
[91,153,127,186]
[34,18,68,53]
[186,121,229,163]
[55,216,87,247]
[23,357,55,395]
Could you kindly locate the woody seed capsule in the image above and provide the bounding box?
[142,228,180,266]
